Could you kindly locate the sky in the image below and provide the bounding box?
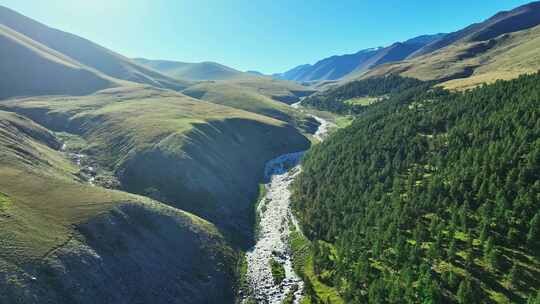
[0,0,533,74]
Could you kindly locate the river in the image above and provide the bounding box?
[244,115,334,304]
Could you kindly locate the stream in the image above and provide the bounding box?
[244,115,334,304]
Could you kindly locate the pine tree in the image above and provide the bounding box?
[508,264,521,289]
[527,290,540,304]
[448,238,457,262]
[488,248,500,270]
[457,279,474,304]
[483,237,494,260]
[479,223,489,245]
[527,213,540,248]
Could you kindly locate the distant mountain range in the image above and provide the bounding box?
[361,0,540,89]
[134,58,248,81]
[278,1,540,87]
[407,0,540,58]
[275,34,445,82]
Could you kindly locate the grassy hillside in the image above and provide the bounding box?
[182,81,319,133]
[358,5,540,90]
[0,110,236,303]
[0,24,120,99]
[217,77,315,104]
[135,58,245,81]
[408,1,540,58]
[363,24,540,90]
[0,87,311,244]
[292,73,540,303]
[0,5,190,91]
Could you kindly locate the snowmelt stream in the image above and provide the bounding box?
[244,115,334,304]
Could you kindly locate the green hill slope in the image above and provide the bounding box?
[182,81,319,133]
[408,1,540,58]
[1,87,311,243]
[0,24,119,99]
[135,58,245,81]
[292,74,540,303]
[0,110,235,304]
[184,76,315,104]
[358,3,540,90]
[0,5,190,91]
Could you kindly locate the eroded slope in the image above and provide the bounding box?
[1,88,311,243]
[0,110,235,304]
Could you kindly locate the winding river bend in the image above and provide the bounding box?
[245,115,333,304]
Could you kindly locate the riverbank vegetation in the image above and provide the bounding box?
[289,227,344,304]
[270,258,286,284]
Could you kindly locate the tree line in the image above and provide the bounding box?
[300,75,426,114]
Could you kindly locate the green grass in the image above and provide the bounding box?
[2,86,311,250]
[333,116,354,129]
[270,258,286,284]
[183,82,296,121]
[135,59,245,81]
[289,230,344,304]
[0,192,11,209]
[182,80,317,134]
[2,86,286,167]
[344,96,380,106]
[0,24,119,99]
[236,251,251,299]
[0,110,221,271]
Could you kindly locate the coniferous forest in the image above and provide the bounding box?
[301,75,426,114]
[292,73,540,303]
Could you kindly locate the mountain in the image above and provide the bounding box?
[134,58,246,81]
[0,84,312,302]
[0,6,316,303]
[246,70,265,76]
[0,110,236,303]
[277,48,384,82]
[408,1,540,58]
[361,1,540,89]
[0,23,118,99]
[293,73,540,303]
[182,79,319,133]
[0,5,189,94]
[276,33,445,82]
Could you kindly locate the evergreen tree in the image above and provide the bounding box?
[488,248,500,270]
[527,290,540,304]
[508,264,521,289]
[528,213,540,248]
[457,279,475,304]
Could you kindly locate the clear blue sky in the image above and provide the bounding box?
[0,0,533,73]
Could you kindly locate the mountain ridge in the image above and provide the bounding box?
[0,5,190,92]
[276,33,445,82]
[134,58,247,81]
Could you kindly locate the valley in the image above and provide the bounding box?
[1,1,540,303]
[244,114,332,304]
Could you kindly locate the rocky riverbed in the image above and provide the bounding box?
[244,115,333,304]
[61,143,120,189]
